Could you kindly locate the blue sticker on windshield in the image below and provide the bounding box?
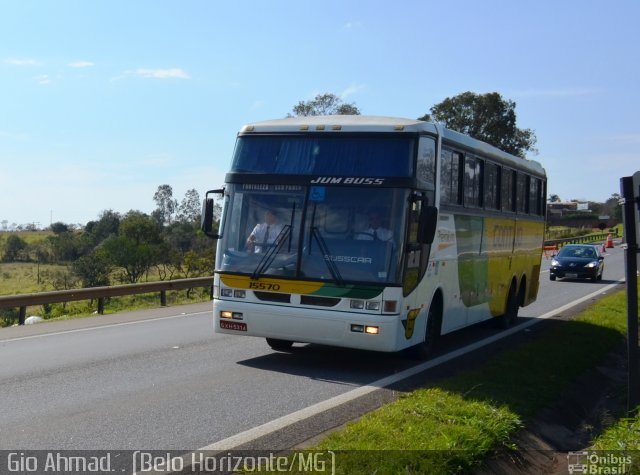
[309,186,326,202]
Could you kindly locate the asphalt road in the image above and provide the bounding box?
[0,243,629,450]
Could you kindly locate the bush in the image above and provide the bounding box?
[0,308,19,327]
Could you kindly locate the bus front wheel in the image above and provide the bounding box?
[266,338,294,352]
[405,297,442,360]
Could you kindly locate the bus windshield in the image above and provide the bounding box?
[217,184,407,285]
[231,135,415,176]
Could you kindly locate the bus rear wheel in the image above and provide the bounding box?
[495,284,519,329]
[266,338,294,352]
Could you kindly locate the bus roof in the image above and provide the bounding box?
[241,115,545,178]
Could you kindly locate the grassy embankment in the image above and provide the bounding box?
[262,285,638,474]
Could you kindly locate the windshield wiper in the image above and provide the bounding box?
[251,225,292,279]
[310,226,344,286]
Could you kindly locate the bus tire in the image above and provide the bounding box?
[495,283,518,329]
[405,295,442,360]
[266,338,294,352]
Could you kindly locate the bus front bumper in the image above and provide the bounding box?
[213,299,405,352]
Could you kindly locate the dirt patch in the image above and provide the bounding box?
[475,347,629,474]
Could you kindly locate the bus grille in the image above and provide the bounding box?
[254,291,291,303]
[300,295,340,307]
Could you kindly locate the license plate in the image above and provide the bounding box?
[220,320,247,331]
[566,273,578,279]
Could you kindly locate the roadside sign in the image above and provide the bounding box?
[620,172,640,411]
[633,171,640,242]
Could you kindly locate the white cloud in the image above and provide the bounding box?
[68,61,95,68]
[4,58,40,66]
[0,130,28,141]
[134,68,190,79]
[340,83,367,99]
[34,74,51,85]
[343,21,363,30]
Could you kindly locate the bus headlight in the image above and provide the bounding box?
[365,301,380,310]
[220,311,243,320]
[220,288,233,297]
[350,300,364,309]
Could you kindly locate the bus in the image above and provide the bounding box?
[201,115,546,357]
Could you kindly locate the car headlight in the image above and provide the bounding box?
[586,261,599,268]
[551,259,559,266]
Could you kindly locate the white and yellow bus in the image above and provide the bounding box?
[202,116,546,357]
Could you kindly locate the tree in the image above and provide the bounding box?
[72,251,112,288]
[85,210,120,245]
[603,193,623,221]
[290,93,361,117]
[101,211,165,283]
[46,232,83,262]
[153,184,178,226]
[176,188,201,224]
[50,222,70,234]
[2,235,27,262]
[419,92,537,158]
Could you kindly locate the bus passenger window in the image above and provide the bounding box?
[440,149,463,205]
[484,162,500,210]
[516,173,528,213]
[529,178,541,215]
[464,156,483,208]
[502,168,516,212]
[417,137,436,186]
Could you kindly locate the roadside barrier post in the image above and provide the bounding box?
[620,174,640,412]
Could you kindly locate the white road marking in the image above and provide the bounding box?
[0,311,209,343]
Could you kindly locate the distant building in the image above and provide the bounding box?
[547,201,591,216]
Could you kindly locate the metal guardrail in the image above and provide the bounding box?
[543,230,619,249]
[0,276,213,325]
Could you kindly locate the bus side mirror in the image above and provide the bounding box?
[201,188,224,239]
[418,206,438,245]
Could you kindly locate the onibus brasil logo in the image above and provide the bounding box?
[567,451,632,474]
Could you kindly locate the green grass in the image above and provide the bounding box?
[0,262,71,295]
[592,416,640,451]
[258,287,633,475]
[590,416,640,474]
[311,389,521,474]
[0,230,53,245]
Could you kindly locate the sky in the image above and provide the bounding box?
[1,0,639,228]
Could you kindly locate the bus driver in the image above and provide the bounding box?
[246,209,283,253]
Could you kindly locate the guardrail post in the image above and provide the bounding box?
[160,290,167,307]
[19,306,26,325]
[97,298,105,315]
